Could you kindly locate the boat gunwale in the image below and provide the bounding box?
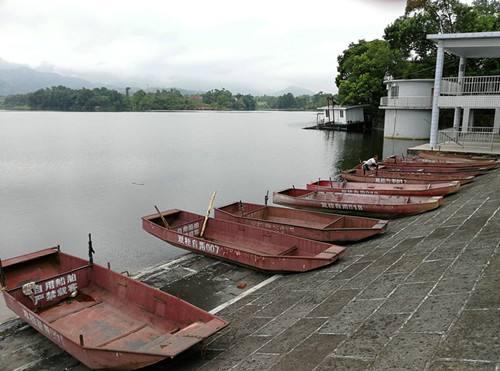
[214,201,387,232]
[274,188,444,204]
[142,210,347,274]
[272,188,443,218]
[1,247,60,268]
[306,180,461,196]
[143,215,338,259]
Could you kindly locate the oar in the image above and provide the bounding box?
[154,205,170,228]
[200,191,217,237]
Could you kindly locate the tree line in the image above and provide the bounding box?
[1,86,332,112]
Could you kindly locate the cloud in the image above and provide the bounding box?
[0,0,407,93]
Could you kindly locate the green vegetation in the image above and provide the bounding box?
[4,86,130,111]
[1,86,333,112]
[336,0,500,122]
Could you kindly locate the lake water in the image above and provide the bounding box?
[0,110,424,273]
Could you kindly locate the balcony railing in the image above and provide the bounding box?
[441,75,500,95]
[437,127,496,150]
[380,96,433,108]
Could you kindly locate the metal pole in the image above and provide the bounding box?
[430,40,445,149]
[88,233,95,265]
[453,57,466,132]
[0,259,6,289]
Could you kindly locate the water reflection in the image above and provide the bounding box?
[1,111,412,272]
[317,130,384,180]
[383,137,427,159]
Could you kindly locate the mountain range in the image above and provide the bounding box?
[0,59,316,97]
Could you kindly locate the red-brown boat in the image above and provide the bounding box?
[213,201,388,243]
[342,168,475,185]
[142,209,346,273]
[306,179,460,196]
[360,163,487,176]
[417,150,497,162]
[273,188,444,218]
[0,244,228,370]
[385,155,499,169]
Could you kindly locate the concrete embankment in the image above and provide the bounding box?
[1,165,499,370]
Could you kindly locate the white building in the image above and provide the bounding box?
[380,79,434,139]
[427,32,500,149]
[380,32,500,147]
[316,104,369,131]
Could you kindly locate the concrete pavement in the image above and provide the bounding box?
[1,164,498,370]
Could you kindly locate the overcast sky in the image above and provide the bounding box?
[1,0,414,94]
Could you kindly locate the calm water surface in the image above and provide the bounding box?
[0,110,417,272]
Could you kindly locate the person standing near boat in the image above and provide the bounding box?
[362,155,379,173]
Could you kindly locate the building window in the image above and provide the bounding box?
[390,85,399,98]
[340,110,344,118]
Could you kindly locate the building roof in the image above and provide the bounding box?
[317,104,369,110]
[383,78,433,84]
[427,31,500,58]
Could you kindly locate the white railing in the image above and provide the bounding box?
[380,96,433,108]
[441,75,500,95]
[437,127,495,149]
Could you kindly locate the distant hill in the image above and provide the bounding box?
[0,59,320,97]
[274,86,316,96]
[0,66,107,95]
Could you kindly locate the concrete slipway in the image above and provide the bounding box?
[1,165,499,370]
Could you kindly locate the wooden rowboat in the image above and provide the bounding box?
[142,209,346,273]
[357,162,487,176]
[0,243,228,370]
[273,187,443,218]
[213,201,388,243]
[342,168,475,185]
[307,179,460,197]
[385,155,499,169]
[417,150,497,162]
[375,164,486,176]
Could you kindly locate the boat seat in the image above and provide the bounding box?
[278,246,297,256]
[135,331,175,352]
[41,297,103,323]
[204,232,299,257]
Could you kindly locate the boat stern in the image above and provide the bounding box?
[316,245,346,260]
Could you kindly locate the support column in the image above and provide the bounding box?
[494,108,500,134]
[453,57,466,130]
[430,40,445,149]
[462,108,471,131]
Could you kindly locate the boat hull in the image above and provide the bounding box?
[273,188,443,218]
[375,164,486,176]
[342,169,475,185]
[214,201,388,243]
[417,150,497,162]
[1,247,228,370]
[142,209,345,273]
[306,180,460,197]
[385,155,499,169]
